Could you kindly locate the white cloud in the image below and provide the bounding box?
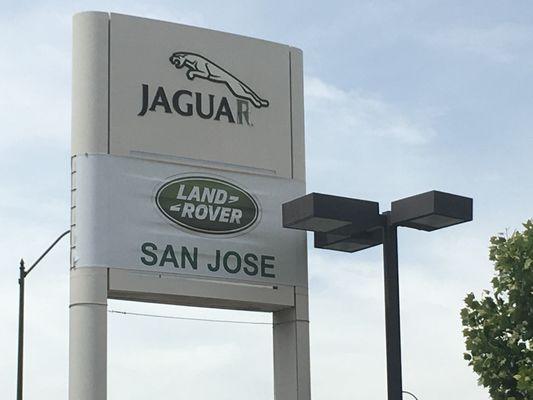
[303,76,443,201]
[305,76,437,146]
[426,24,533,63]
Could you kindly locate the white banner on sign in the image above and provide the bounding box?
[72,154,307,287]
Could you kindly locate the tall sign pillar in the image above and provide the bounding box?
[71,11,309,400]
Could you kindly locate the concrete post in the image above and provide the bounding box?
[69,267,108,400]
[273,287,311,400]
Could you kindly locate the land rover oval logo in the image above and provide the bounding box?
[156,177,260,235]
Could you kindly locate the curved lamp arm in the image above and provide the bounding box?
[403,390,419,400]
[24,230,70,277]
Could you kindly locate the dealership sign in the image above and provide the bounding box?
[70,12,309,399]
[71,12,306,286]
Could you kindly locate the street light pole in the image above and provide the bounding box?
[17,259,25,400]
[283,190,473,400]
[382,213,403,400]
[16,229,70,400]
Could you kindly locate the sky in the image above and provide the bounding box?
[1,1,532,399]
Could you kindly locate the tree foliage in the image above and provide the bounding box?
[461,220,533,399]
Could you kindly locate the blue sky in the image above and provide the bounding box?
[1,1,532,399]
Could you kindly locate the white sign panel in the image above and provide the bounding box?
[87,13,303,180]
[72,154,307,287]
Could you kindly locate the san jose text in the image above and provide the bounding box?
[140,242,276,278]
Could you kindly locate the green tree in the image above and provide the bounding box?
[461,219,533,399]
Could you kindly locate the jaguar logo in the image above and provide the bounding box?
[169,52,269,109]
[137,52,269,125]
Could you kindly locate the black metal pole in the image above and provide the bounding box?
[15,230,70,400]
[382,213,403,400]
[17,259,25,400]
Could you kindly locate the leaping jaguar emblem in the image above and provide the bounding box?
[169,52,269,109]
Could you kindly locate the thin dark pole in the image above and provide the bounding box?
[382,213,403,400]
[17,259,25,400]
[15,230,70,400]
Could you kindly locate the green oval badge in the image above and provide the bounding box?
[156,176,260,235]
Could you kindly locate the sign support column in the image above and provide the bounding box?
[273,287,311,400]
[69,267,108,400]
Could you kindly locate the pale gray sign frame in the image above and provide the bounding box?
[70,11,310,400]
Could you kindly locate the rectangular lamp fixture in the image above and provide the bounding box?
[391,190,473,231]
[314,228,383,252]
[282,193,380,233]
